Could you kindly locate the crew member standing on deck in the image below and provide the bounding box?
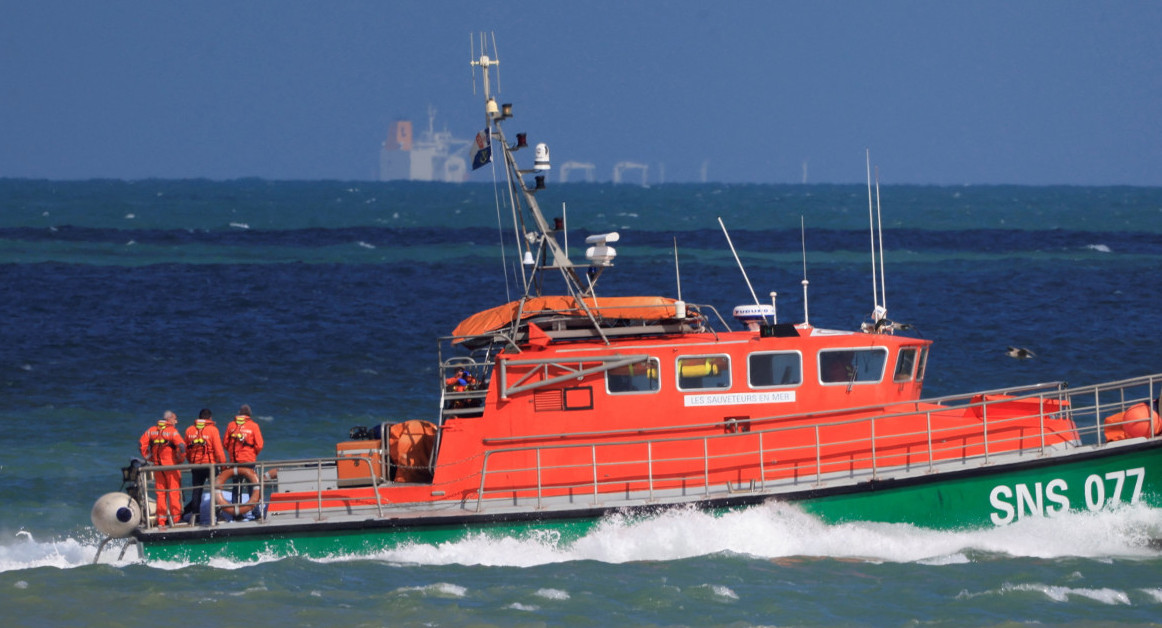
[182,408,225,521]
[138,410,186,527]
[224,404,264,465]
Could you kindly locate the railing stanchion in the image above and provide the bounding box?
[477,452,490,512]
[1039,393,1047,453]
[926,411,934,472]
[982,402,990,464]
[315,461,324,520]
[758,432,766,489]
[536,449,543,509]
[647,442,654,500]
[703,438,710,496]
[814,425,822,486]
[591,445,599,505]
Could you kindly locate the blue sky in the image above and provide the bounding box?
[3,1,1160,185]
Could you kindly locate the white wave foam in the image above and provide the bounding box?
[0,530,108,572]
[1087,244,1112,253]
[535,588,570,600]
[701,583,739,600]
[395,582,468,598]
[1005,582,1131,605]
[1141,588,1162,603]
[363,502,1162,567]
[4,501,1159,572]
[957,582,1133,605]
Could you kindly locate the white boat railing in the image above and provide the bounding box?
[128,374,1162,527]
[133,454,385,529]
[471,373,1162,511]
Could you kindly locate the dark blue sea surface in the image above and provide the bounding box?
[2,179,1162,626]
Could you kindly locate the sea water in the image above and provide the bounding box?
[2,179,1162,626]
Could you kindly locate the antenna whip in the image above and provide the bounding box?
[718,217,763,313]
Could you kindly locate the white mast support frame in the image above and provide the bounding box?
[493,120,582,286]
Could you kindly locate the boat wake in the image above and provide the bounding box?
[362,502,1162,568]
[6,503,1162,573]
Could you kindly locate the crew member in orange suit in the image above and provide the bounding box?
[182,408,225,520]
[224,404,264,464]
[139,410,186,527]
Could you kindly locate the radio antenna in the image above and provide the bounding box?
[875,166,886,313]
[491,32,501,94]
[469,34,477,94]
[800,215,810,326]
[866,149,878,311]
[719,217,767,324]
[470,32,499,99]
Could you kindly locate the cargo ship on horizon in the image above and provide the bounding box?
[379,105,470,182]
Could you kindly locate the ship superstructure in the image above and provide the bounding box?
[379,106,471,182]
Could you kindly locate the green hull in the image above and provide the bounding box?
[137,517,602,563]
[135,441,1162,563]
[800,441,1162,528]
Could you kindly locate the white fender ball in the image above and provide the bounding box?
[91,492,142,538]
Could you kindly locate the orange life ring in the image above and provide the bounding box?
[214,466,263,517]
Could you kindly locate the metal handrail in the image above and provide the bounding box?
[472,373,1162,511]
[480,380,1075,446]
[135,374,1162,524]
[136,454,386,529]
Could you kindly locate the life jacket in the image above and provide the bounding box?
[185,419,224,464]
[224,416,264,463]
[140,423,185,465]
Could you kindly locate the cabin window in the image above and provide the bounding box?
[606,358,661,394]
[819,348,887,384]
[677,355,731,390]
[915,347,929,382]
[893,347,919,382]
[748,351,802,388]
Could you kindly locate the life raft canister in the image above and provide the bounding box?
[214,466,263,517]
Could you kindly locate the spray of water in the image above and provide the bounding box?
[4,502,1160,572]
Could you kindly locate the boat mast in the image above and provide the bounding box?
[471,38,589,300]
[865,150,887,328]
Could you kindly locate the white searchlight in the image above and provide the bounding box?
[585,231,619,266]
[534,143,551,171]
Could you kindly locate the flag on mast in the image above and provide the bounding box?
[471,128,492,170]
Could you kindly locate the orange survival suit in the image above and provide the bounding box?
[224,413,264,464]
[185,417,225,465]
[139,419,186,526]
[183,416,225,517]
